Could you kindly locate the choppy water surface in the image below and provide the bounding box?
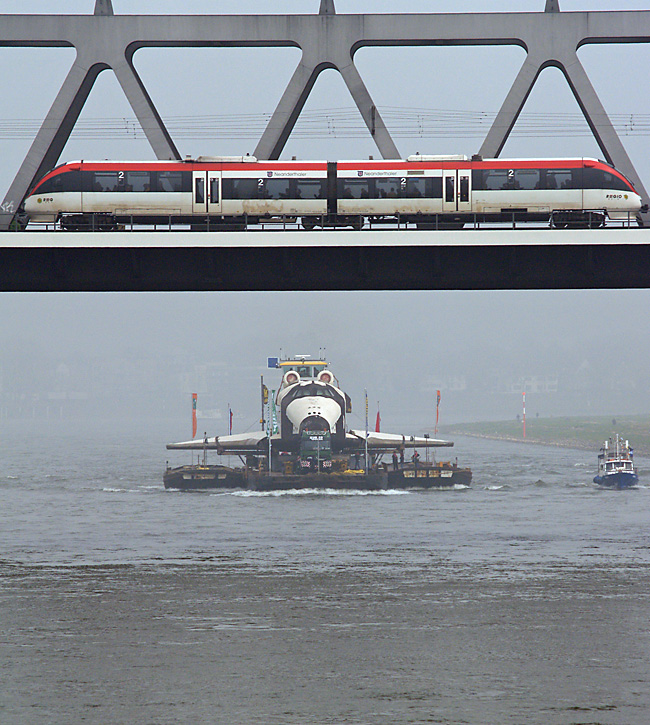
[2,421,650,724]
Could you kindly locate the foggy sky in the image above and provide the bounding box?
[2,289,649,431]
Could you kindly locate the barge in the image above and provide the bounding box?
[165,353,471,492]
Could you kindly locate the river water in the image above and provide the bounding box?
[2,420,650,724]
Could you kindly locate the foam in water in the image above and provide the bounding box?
[228,488,412,497]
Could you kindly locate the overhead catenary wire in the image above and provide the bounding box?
[0,106,649,140]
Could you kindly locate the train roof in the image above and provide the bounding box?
[58,156,607,166]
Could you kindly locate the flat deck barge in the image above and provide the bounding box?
[164,461,471,491]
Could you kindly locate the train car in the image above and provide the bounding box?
[23,154,644,229]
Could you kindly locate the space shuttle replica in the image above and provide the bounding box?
[166,354,453,469]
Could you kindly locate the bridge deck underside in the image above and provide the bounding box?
[2,231,648,291]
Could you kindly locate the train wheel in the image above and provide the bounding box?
[301,217,318,231]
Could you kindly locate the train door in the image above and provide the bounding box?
[442,170,472,214]
[192,171,221,215]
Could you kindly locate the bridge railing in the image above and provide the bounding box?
[10,210,641,233]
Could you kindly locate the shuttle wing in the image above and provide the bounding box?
[346,430,453,451]
[167,430,268,453]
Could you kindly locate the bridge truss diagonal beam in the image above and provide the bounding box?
[3,6,650,231]
[479,49,649,215]
[254,49,399,161]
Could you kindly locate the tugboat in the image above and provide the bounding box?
[593,434,639,489]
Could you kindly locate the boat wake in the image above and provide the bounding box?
[228,488,412,497]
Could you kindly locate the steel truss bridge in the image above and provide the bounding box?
[2,0,650,291]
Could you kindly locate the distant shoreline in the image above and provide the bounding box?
[440,415,650,457]
[445,430,597,453]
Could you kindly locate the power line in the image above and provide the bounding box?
[0,107,648,140]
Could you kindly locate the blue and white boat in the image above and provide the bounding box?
[593,434,639,489]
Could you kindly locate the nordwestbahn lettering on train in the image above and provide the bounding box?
[23,154,644,230]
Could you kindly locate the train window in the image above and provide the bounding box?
[209,178,219,204]
[375,178,401,199]
[295,179,326,199]
[338,179,370,199]
[406,178,426,198]
[222,178,259,199]
[158,171,185,193]
[514,169,540,190]
[583,167,629,191]
[459,175,470,202]
[445,176,455,203]
[195,177,205,204]
[92,171,120,192]
[37,170,81,194]
[471,169,484,190]
[481,169,506,190]
[545,169,576,190]
[126,171,151,192]
[426,177,443,198]
[265,179,291,199]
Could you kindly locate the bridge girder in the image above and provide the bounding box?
[1,3,650,235]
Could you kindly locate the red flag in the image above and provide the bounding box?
[192,393,197,438]
[375,409,381,433]
[435,390,441,434]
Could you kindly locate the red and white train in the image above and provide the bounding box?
[23,154,644,229]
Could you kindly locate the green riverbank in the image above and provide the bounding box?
[441,415,650,456]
